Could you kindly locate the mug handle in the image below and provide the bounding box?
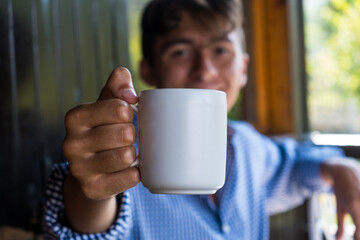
[130,104,138,114]
[130,157,139,167]
[130,103,139,168]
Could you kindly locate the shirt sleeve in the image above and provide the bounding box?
[42,162,132,239]
[263,136,345,215]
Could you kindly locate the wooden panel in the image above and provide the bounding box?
[247,0,269,133]
[267,0,293,134]
[244,0,294,135]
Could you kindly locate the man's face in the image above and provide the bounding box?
[141,12,248,112]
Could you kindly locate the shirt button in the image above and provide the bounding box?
[222,224,231,233]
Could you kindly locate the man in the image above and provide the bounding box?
[43,0,360,239]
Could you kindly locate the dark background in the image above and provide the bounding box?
[0,0,130,232]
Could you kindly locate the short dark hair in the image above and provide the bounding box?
[141,0,245,64]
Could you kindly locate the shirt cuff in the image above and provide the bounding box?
[42,162,132,239]
[294,143,345,193]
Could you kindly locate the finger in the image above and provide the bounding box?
[88,146,136,174]
[82,167,140,200]
[102,167,140,197]
[355,228,360,240]
[349,206,360,240]
[64,99,134,131]
[98,67,138,104]
[83,123,136,153]
[336,206,346,240]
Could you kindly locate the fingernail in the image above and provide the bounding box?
[123,125,135,144]
[120,106,130,121]
[120,88,137,99]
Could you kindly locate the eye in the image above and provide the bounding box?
[170,49,189,58]
[214,47,229,55]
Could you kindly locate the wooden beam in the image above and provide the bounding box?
[244,0,294,134]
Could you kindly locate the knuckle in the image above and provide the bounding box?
[64,112,75,130]
[64,104,86,129]
[115,104,132,122]
[115,169,140,191]
[122,124,136,144]
[127,168,141,185]
[68,161,86,179]
[121,146,136,166]
[62,137,82,159]
[62,137,75,157]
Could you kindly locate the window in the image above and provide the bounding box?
[304,0,360,134]
[303,1,360,239]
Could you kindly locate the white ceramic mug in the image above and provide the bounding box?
[132,88,227,194]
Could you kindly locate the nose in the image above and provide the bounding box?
[193,50,217,82]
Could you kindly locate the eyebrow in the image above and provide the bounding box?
[159,38,193,54]
[212,33,232,43]
[159,33,232,54]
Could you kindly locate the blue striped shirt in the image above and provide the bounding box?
[43,120,343,239]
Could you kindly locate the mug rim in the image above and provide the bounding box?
[140,88,226,95]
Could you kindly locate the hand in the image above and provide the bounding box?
[63,67,140,201]
[321,158,360,240]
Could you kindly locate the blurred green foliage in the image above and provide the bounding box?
[128,0,152,93]
[305,0,360,105]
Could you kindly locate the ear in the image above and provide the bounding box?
[140,59,156,87]
[239,53,249,88]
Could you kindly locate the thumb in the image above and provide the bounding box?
[98,67,138,104]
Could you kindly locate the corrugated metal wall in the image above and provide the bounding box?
[0,0,130,231]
